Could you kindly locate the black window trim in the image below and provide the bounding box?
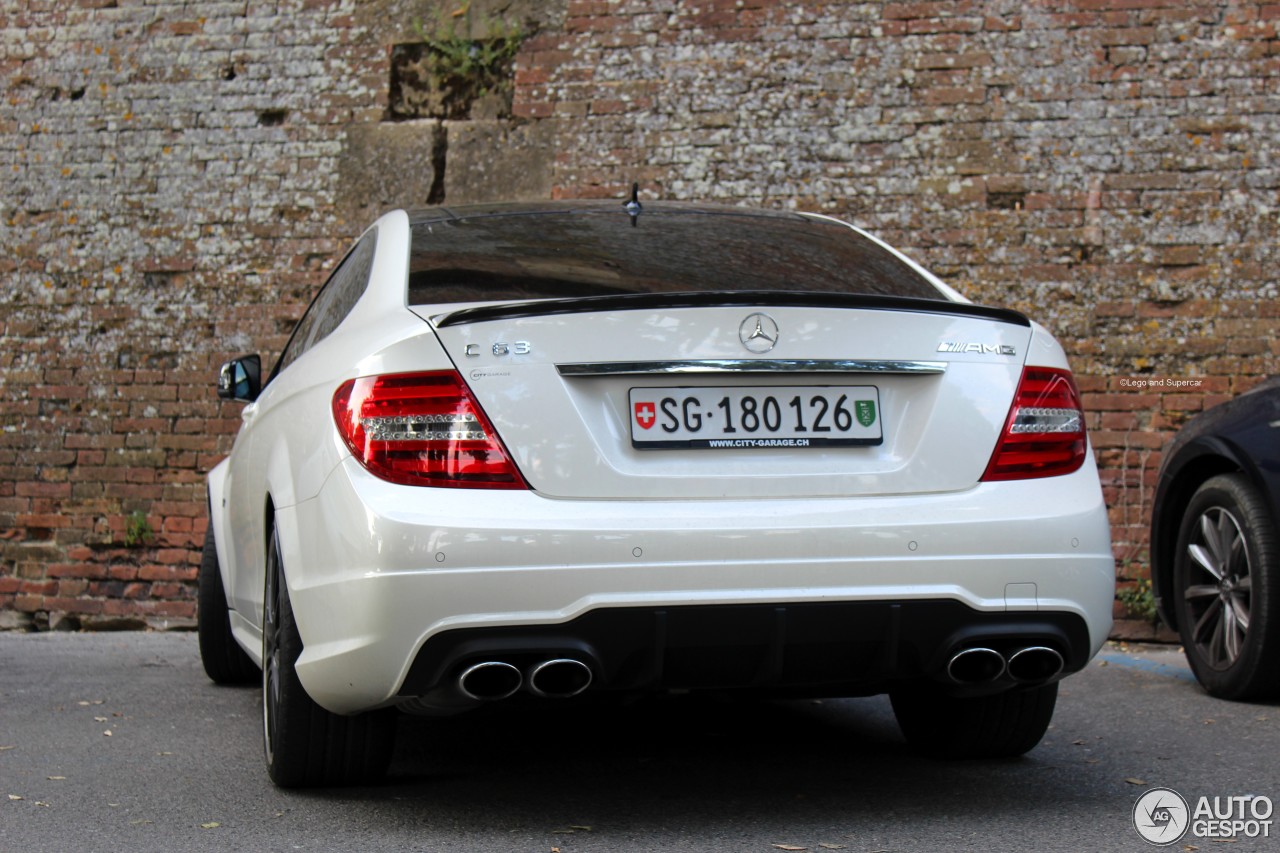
[269,226,379,383]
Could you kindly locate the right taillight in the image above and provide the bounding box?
[332,371,527,489]
[981,366,1087,481]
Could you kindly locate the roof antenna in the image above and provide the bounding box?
[623,182,642,227]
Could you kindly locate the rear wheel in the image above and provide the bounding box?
[197,525,258,684]
[891,682,1058,759]
[1173,474,1280,700]
[262,525,395,787]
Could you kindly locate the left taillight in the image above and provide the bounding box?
[981,366,1088,482]
[332,371,527,489]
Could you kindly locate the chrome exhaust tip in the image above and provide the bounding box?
[1007,646,1065,684]
[526,658,593,699]
[458,661,522,701]
[946,647,1007,684]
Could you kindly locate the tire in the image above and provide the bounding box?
[1172,473,1280,700]
[198,525,259,684]
[262,525,395,788]
[890,682,1058,759]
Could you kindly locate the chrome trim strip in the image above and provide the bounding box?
[556,359,948,377]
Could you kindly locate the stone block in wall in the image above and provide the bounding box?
[336,120,443,225]
[443,119,554,205]
[355,0,567,45]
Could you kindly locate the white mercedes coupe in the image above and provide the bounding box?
[200,199,1114,787]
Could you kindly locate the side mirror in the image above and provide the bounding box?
[217,355,262,403]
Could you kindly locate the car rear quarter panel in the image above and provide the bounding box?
[215,210,431,631]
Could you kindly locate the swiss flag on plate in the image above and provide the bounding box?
[634,401,656,430]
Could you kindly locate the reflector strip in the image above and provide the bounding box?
[362,414,487,442]
[1008,407,1083,434]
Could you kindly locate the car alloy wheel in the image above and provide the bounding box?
[261,522,395,787]
[1182,505,1252,671]
[1174,474,1280,700]
[262,526,285,770]
[197,523,258,685]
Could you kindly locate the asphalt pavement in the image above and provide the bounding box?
[1,632,1277,852]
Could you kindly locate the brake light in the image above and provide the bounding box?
[981,367,1088,481]
[332,371,527,488]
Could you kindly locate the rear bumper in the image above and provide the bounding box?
[398,600,1092,699]
[275,457,1114,714]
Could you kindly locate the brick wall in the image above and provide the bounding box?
[1,0,1277,632]
[0,0,382,629]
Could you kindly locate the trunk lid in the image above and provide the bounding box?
[421,296,1032,500]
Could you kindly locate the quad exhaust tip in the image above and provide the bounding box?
[1007,646,1065,683]
[945,645,1065,685]
[457,658,594,701]
[527,658,593,699]
[946,647,1007,684]
[458,661,523,701]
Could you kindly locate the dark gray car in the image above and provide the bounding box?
[1151,376,1280,698]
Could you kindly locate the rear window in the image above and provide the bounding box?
[408,204,945,305]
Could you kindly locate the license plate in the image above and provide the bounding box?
[629,386,883,449]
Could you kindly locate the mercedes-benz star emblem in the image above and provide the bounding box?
[739,313,779,354]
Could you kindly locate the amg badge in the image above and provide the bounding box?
[937,342,1017,356]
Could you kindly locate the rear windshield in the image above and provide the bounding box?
[407,205,945,305]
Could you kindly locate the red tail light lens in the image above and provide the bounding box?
[332,371,527,489]
[981,367,1088,481]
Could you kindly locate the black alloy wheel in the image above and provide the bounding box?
[262,527,285,773]
[262,524,395,787]
[1173,474,1280,699]
[197,524,258,684]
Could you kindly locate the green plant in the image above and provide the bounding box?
[1118,577,1158,623]
[124,511,154,547]
[413,2,524,95]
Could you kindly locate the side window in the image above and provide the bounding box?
[272,228,378,378]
